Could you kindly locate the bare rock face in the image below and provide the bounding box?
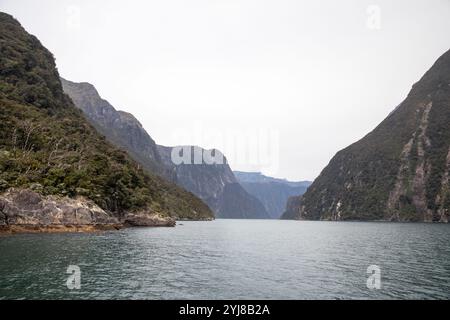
[280,196,303,220]
[0,189,122,233]
[61,78,168,178]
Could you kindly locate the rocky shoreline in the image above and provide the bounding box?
[0,224,122,234]
[0,189,177,234]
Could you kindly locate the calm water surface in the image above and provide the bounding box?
[1,220,449,299]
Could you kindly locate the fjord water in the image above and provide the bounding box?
[0,220,449,299]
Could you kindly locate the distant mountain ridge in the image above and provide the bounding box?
[234,171,311,187]
[287,49,450,222]
[234,171,311,219]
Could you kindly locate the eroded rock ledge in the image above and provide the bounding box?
[0,189,176,233]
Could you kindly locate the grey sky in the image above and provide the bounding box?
[1,0,449,181]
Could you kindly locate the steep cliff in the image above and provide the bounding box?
[158,146,270,219]
[61,78,170,178]
[280,196,303,220]
[292,49,450,222]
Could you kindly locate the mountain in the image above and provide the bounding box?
[158,146,270,219]
[288,49,450,222]
[62,78,268,219]
[0,12,213,232]
[234,171,311,188]
[234,171,311,218]
[61,78,170,178]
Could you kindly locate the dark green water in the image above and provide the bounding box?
[0,220,449,299]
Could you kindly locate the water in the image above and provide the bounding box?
[0,220,449,300]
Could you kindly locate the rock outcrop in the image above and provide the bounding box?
[0,188,180,233]
[0,189,121,233]
[289,49,450,222]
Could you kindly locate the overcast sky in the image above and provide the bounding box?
[1,0,449,181]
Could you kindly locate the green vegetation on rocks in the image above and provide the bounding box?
[0,12,213,221]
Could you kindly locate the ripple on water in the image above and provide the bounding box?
[0,220,449,299]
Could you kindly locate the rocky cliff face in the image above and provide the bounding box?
[280,196,303,220]
[0,12,213,231]
[234,171,311,218]
[291,49,450,222]
[61,78,169,178]
[0,188,121,233]
[0,188,176,233]
[215,182,270,219]
[158,146,270,219]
